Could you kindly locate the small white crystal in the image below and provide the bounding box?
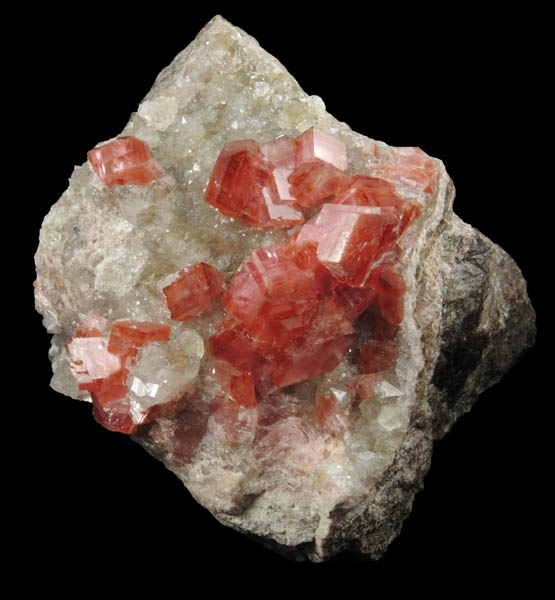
[138,96,178,131]
[377,405,404,431]
[374,380,402,399]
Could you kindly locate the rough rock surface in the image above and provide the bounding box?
[33,16,535,561]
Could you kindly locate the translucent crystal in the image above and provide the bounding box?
[87,136,164,187]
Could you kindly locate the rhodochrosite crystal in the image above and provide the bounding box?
[88,136,164,187]
[34,16,535,561]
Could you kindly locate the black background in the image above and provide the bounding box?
[20,4,545,592]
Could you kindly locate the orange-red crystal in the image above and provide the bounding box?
[160,262,225,322]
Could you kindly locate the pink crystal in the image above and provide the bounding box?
[87,136,164,187]
[372,263,406,326]
[369,146,437,195]
[261,135,296,169]
[314,394,348,437]
[260,136,297,204]
[67,336,121,387]
[295,127,348,171]
[350,374,378,400]
[271,167,296,204]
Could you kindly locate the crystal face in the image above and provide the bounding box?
[204,139,303,229]
[87,136,164,187]
[159,262,225,322]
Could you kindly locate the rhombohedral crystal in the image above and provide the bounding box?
[34,16,535,561]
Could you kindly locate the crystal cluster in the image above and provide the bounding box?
[34,16,535,562]
[71,126,431,439]
[66,317,204,434]
[207,128,427,414]
[66,318,170,433]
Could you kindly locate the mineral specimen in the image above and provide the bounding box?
[34,16,535,561]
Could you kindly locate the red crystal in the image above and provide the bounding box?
[160,262,225,322]
[87,136,164,187]
[358,339,398,374]
[215,360,257,408]
[150,401,210,466]
[295,127,348,171]
[288,162,349,208]
[108,320,171,359]
[332,175,422,235]
[209,318,264,373]
[314,394,347,437]
[92,392,135,434]
[350,374,378,400]
[208,164,411,395]
[372,263,406,326]
[212,234,358,393]
[204,139,303,229]
[270,327,355,388]
[76,131,424,442]
[335,285,377,320]
[297,203,399,287]
[221,241,339,355]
